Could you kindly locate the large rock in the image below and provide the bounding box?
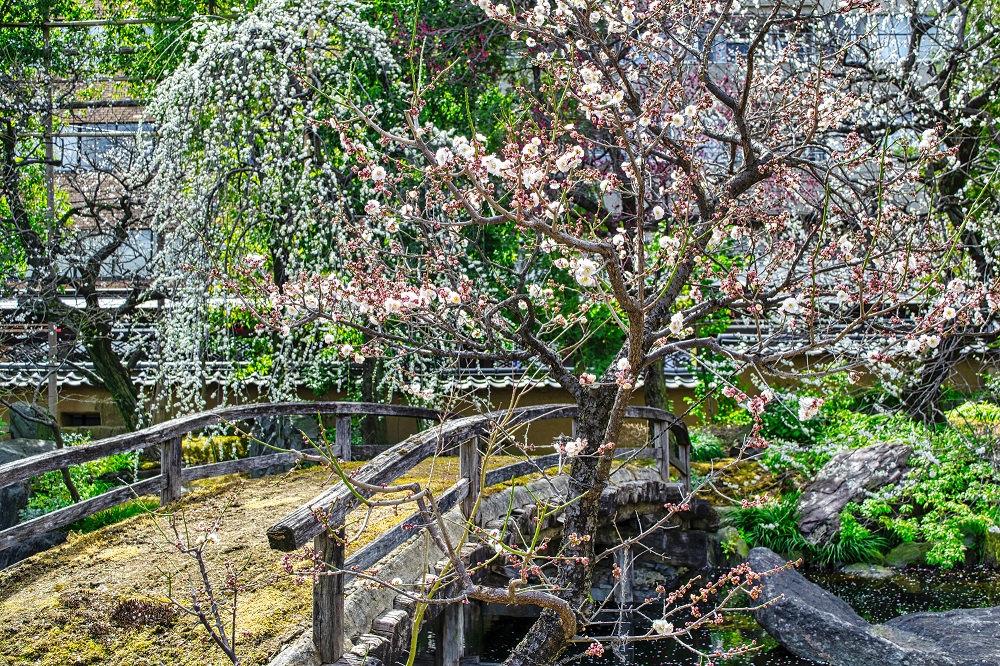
[885,541,932,568]
[249,415,320,478]
[749,547,1000,666]
[7,402,55,440]
[797,441,912,544]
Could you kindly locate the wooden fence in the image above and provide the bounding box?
[0,402,439,552]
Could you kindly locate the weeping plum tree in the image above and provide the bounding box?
[154,0,998,661]
[831,0,1000,424]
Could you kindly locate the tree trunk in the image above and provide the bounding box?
[902,335,963,426]
[81,325,142,432]
[360,357,388,446]
[503,385,621,666]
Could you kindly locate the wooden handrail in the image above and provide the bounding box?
[0,401,440,489]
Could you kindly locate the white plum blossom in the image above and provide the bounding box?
[669,312,685,335]
[652,619,673,636]
[779,297,800,315]
[559,437,587,457]
[574,258,599,286]
[798,397,824,421]
[370,165,387,182]
[435,146,454,165]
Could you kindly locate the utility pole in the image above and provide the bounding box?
[44,14,58,422]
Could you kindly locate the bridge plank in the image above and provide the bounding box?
[0,402,440,489]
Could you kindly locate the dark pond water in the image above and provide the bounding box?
[475,567,1000,665]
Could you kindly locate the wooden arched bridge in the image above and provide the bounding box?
[0,401,693,665]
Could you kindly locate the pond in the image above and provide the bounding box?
[474,567,1000,665]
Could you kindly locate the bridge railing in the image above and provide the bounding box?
[263,403,691,664]
[0,402,439,552]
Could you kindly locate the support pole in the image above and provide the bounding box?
[159,436,183,504]
[652,421,670,483]
[313,528,345,663]
[463,601,483,659]
[459,436,481,520]
[439,601,465,666]
[336,415,352,461]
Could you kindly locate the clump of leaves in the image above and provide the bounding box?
[23,444,137,521]
[730,497,887,565]
[812,504,887,566]
[860,424,1000,567]
[108,598,177,630]
[727,494,810,557]
[690,429,726,462]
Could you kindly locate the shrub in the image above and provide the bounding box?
[23,446,137,521]
[811,504,887,565]
[108,598,176,629]
[859,425,999,567]
[727,494,810,557]
[689,429,726,462]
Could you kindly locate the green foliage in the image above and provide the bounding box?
[759,395,824,444]
[811,505,887,566]
[727,494,810,557]
[760,395,1000,568]
[762,409,926,477]
[948,400,1000,424]
[69,498,159,534]
[689,429,726,462]
[24,447,136,521]
[858,423,1000,568]
[729,496,886,565]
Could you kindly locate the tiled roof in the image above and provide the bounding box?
[0,363,698,391]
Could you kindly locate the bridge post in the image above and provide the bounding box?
[460,437,481,519]
[439,601,465,666]
[336,416,352,461]
[160,436,183,505]
[313,527,345,663]
[652,421,670,483]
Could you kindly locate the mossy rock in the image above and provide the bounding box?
[717,525,749,562]
[984,526,1000,569]
[885,541,932,568]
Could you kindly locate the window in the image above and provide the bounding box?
[55,123,154,172]
[62,412,102,427]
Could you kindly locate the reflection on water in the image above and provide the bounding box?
[481,616,814,665]
[478,567,1000,665]
[804,567,1000,624]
